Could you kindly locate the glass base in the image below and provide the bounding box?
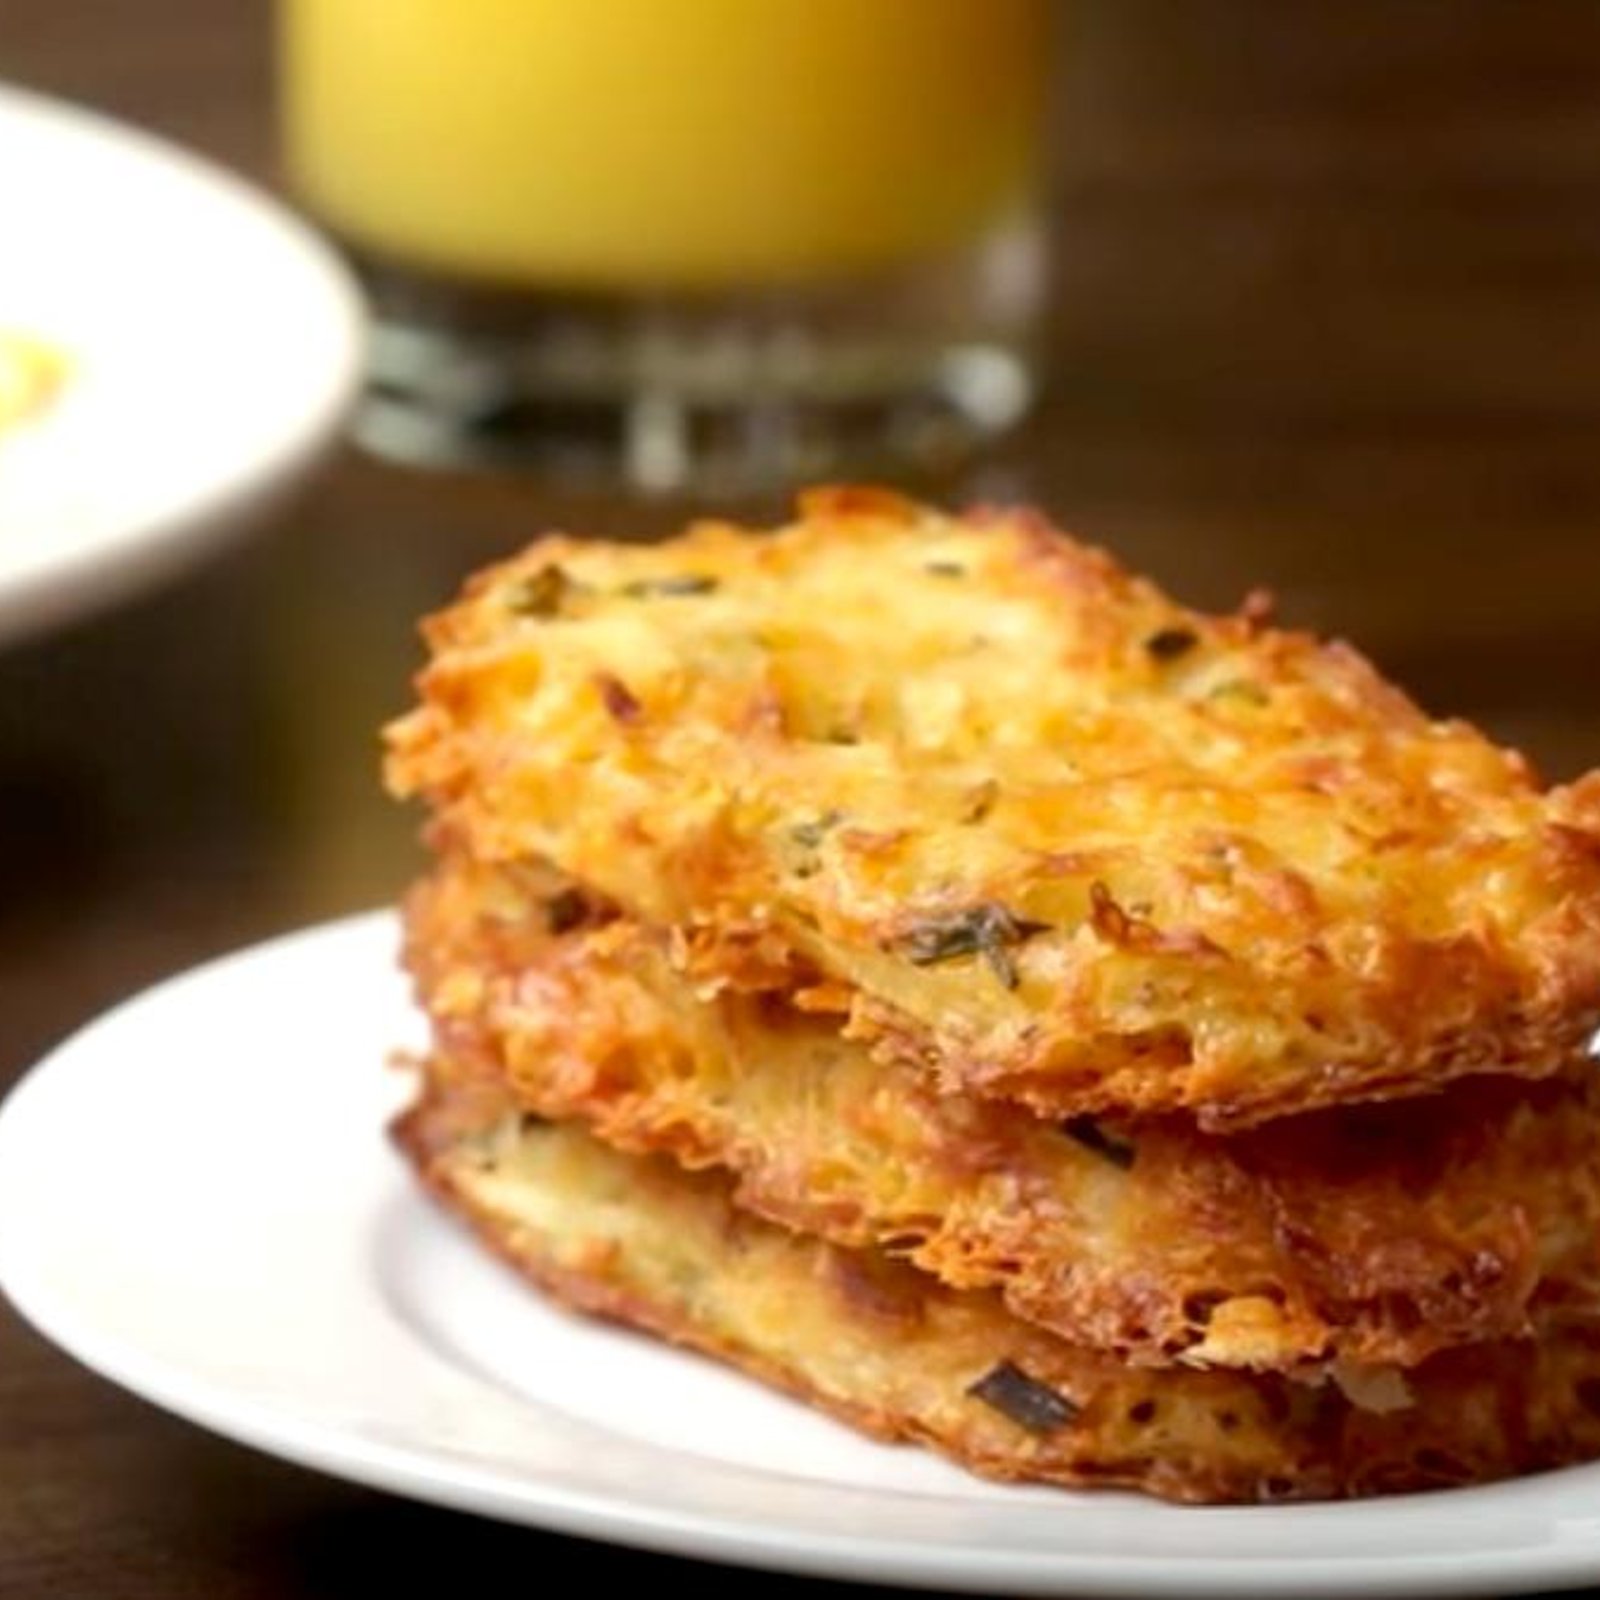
[347,220,1043,495]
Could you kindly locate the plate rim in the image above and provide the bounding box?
[4,910,1600,1599]
[0,80,364,647]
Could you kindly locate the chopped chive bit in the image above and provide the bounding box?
[1210,678,1270,707]
[896,903,1048,990]
[790,809,844,849]
[960,779,999,825]
[543,887,589,935]
[620,575,718,597]
[1144,626,1199,662]
[595,673,642,723]
[967,1361,1081,1435]
[507,564,574,617]
[1062,1116,1136,1171]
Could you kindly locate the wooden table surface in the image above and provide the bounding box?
[7,2,1600,1594]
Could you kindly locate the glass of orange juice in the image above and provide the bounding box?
[280,0,1050,492]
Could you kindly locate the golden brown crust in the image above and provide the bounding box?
[385,488,1600,1128]
[394,1087,1600,1505]
[403,854,1600,1374]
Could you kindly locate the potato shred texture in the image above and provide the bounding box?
[405,854,1600,1376]
[385,488,1600,1504]
[387,486,1600,1129]
[398,1091,1600,1505]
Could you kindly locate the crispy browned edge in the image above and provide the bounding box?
[393,1083,1600,1505]
[402,856,1600,1375]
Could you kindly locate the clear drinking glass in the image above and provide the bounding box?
[280,0,1051,493]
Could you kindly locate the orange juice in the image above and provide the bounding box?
[281,0,1048,292]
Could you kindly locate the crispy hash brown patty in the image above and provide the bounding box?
[385,488,1600,1130]
[406,854,1600,1375]
[395,1086,1600,1506]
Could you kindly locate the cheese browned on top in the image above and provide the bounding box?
[386,487,1600,1129]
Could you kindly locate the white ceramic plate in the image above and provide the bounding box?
[4,913,1600,1597]
[0,83,362,646]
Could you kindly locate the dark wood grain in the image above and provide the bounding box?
[5,2,1600,1594]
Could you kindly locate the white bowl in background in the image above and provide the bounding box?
[0,82,364,647]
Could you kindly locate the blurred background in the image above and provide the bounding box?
[7,2,1600,1593]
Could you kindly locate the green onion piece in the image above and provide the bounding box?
[1144,626,1199,661]
[897,904,1047,989]
[620,575,718,597]
[507,564,573,617]
[967,1361,1081,1435]
[1062,1116,1136,1171]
